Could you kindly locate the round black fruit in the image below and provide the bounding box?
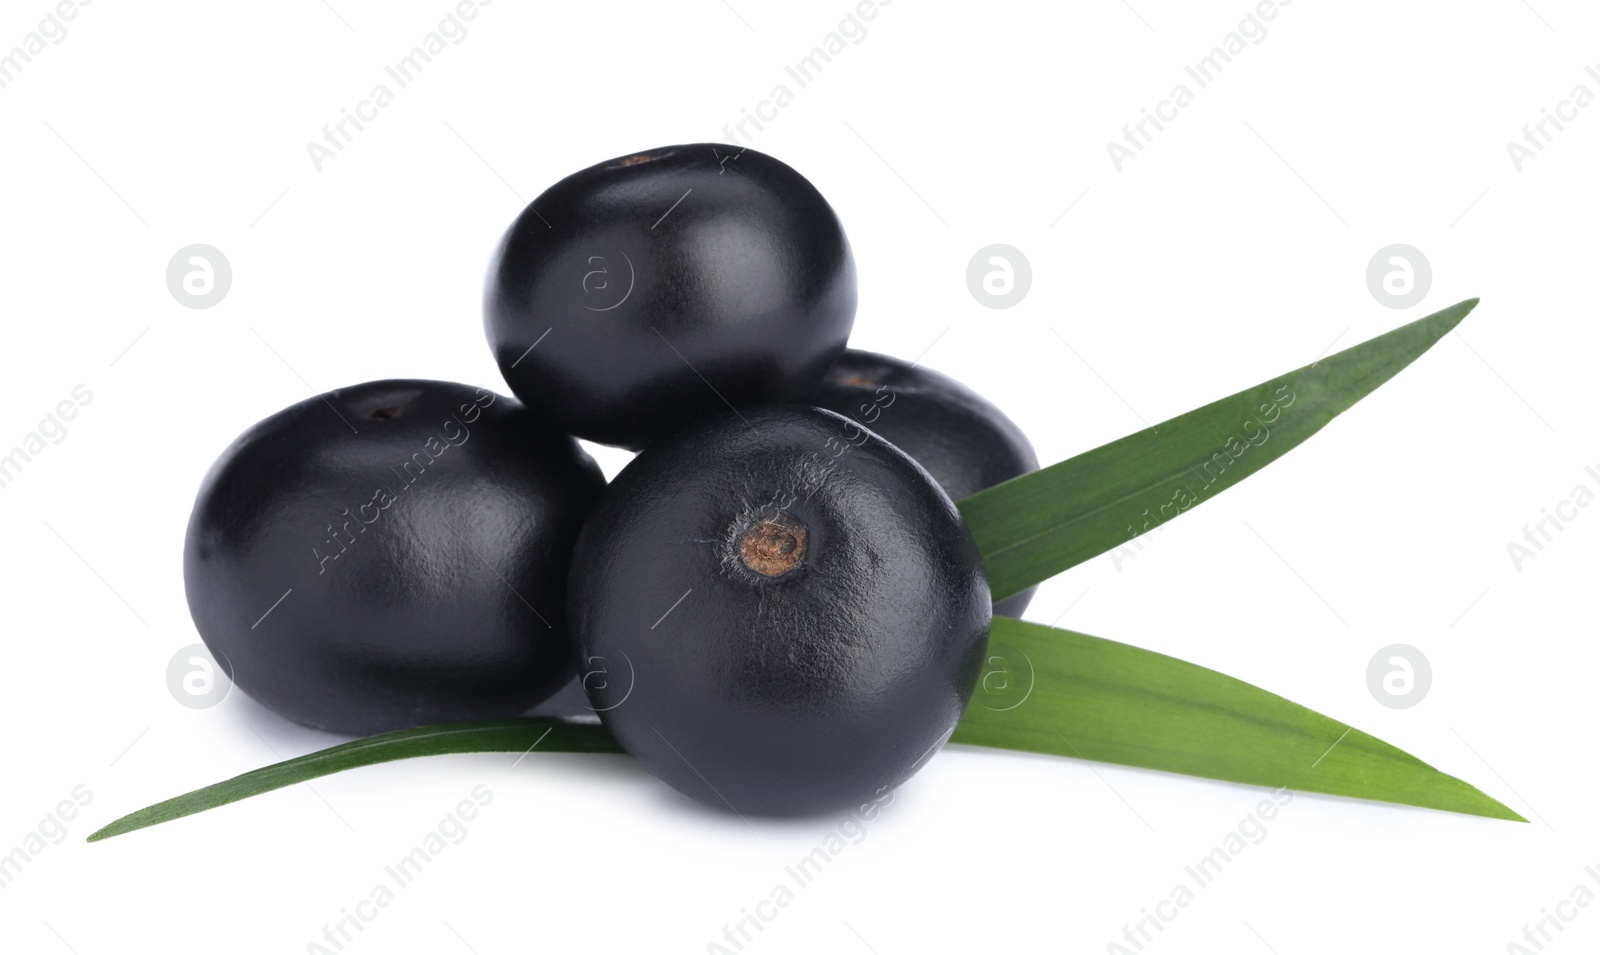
[184,380,605,736]
[484,144,857,449]
[569,405,991,817]
[810,349,1040,617]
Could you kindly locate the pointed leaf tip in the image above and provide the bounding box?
[953,617,1524,822]
[960,298,1481,600]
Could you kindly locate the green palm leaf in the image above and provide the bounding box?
[953,617,1521,821]
[961,298,1478,601]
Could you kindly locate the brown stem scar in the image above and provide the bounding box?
[738,512,808,577]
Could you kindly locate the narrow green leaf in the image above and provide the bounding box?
[90,618,1518,838]
[960,298,1479,601]
[952,617,1523,821]
[86,718,623,842]
[93,620,1519,841]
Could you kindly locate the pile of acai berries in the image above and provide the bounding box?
[185,145,1038,816]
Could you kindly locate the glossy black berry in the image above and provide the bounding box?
[183,380,605,735]
[568,405,991,816]
[810,349,1040,617]
[484,144,857,449]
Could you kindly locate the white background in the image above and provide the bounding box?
[1,1,1596,952]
